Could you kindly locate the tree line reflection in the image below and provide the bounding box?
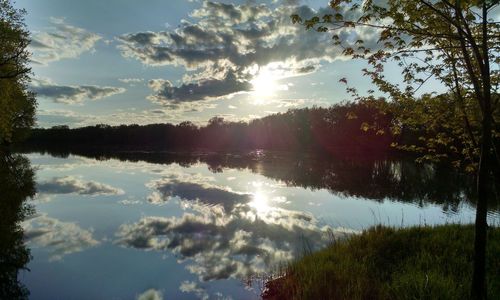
[17,146,499,213]
[0,153,35,299]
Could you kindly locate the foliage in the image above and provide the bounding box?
[0,0,36,144]
[391,93,483,171]
[292,1,499,297]
[0,153,35,299]
[23,102,396,155]
[292,0,499,171]
[264,224,500,300]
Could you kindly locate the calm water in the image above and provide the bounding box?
[3,151,499,299]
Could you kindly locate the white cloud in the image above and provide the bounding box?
[179,281,208,300]
[119,78,145,84]
[37,176,125,196]
[31,78,126,105]
[23,214,100,261]
[30,17,102,65]
[36,107,197,128]
[116,1,378,106]
[136,289,163,300]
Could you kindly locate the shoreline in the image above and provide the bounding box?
[262,224,500,299]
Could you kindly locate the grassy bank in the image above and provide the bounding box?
[263,225,500,299]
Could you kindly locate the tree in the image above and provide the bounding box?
[0,154,35,300]
[0,0,36,145]
[292,0,499,298]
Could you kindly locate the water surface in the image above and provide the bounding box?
[5,151,499,299]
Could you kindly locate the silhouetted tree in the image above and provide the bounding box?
[0,153,35,299]
[0,0,36,145]
[292,0,499,297]
[22,102,397,156]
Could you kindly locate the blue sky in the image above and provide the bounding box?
[15,0,447,128]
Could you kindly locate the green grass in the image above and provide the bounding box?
[264,225,500,300]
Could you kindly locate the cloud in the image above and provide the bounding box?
[136,289,163,300]
[35,107,195,128]
[31,78,126,104]
[147,73,251,103]
[146,176,250,212]
[119,78,145,84]
[23,214,100,261]
[118,175,356,282]
[179,281,209,300]
[37,176,125,196]
[117,1,378,106]
[119,198,143,205]
[36,109,87,126]
[30,17,102,65]
[179,281,232,300]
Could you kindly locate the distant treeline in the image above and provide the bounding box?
[25,101,400,156]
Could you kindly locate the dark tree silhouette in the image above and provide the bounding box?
[0,0,36,145]
[0,151,35,299]
[23,101,398,157]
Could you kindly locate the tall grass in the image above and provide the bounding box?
[263,224,500,299]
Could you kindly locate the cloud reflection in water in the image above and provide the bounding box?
[118,175,354,282]
[23,214,100,261]
[37,176,124,196]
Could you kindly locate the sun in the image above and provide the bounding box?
[250,69,278,104]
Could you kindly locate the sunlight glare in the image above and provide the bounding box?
[250,191,271,215]
[250,69,278,104]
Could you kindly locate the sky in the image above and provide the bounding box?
[14,0,448,128]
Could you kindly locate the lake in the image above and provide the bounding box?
[3,150,499,299]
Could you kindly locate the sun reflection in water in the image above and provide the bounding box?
[249,190,272,215]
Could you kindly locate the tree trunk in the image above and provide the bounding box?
[471,113,492,300]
